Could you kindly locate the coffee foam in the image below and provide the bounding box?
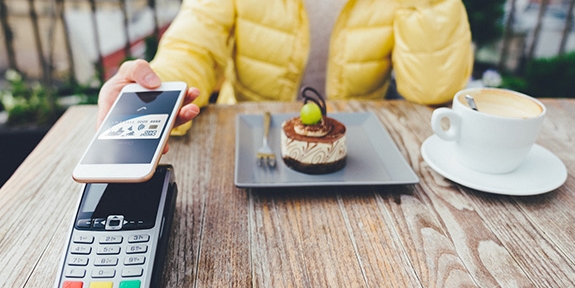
[458,89,542,118]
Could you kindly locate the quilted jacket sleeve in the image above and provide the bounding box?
[393,0,473,105]
[150,0,235,108]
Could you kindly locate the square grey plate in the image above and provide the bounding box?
[234,112,419,188]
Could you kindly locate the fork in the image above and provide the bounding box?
[256,111,276,168]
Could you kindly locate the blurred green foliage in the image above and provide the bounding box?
[462,0,507,49]
[0,70,64,127]
[0,70,99,127]
[502,52,575,98]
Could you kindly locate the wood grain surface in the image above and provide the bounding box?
[1,99,574,287]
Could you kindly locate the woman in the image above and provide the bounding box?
[97,0,473,133]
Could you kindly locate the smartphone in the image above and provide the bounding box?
[72,81,187,183]
[55,165,177,288]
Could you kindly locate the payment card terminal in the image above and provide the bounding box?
[55,165,177,288]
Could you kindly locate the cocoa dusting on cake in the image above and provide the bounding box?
[283,117,346,142]
[293,117,332,137]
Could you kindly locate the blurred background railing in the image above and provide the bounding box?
[467,0,575,98]
[1,0,575,102]
[0,0,181,94]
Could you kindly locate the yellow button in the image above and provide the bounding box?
[89,282,113,288]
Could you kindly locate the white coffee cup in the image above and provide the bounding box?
[431,88,546,174]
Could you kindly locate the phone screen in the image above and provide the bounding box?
[80,90,180,164]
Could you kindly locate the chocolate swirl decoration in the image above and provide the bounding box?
[296,86,331,136]
[300,86,327,116]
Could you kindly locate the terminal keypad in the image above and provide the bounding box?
[60,231,151,288]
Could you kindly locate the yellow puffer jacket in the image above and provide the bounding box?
[151,0,473,107]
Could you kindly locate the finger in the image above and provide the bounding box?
[174,87,201,127]
[164,88,201,154]
[96,60,161,128]
[183,87,201,106]
[116,59,161,89]
[174,104,201,128]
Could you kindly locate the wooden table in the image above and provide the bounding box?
[1,99,574,287]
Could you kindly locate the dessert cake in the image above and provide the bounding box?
[280,87,347,174]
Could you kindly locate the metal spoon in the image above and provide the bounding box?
[465,94,478,111]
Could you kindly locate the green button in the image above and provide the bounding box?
[119,280,141,288]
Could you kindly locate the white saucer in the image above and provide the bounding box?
[421,135,567,195]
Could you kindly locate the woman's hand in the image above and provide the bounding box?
[97,59,201,153]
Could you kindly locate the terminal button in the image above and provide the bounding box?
[128,234,149,243]
[105,215,124,231]
[76,219,92,229]
[92,218,106,230]
[62,280,83,288]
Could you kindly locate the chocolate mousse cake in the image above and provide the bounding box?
[280,87,347,174]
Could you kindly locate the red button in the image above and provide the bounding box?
[63,281,83,288]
